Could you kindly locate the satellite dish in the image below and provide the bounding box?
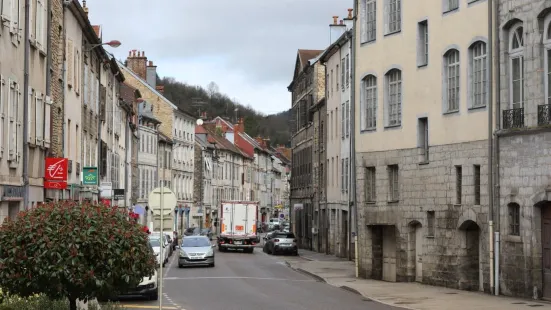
[196,119,204,126]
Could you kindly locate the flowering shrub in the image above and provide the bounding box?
[0,201,156,310]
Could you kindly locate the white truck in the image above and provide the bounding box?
[217,201,258,253]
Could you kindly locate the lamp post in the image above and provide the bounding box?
[84,40,122,52]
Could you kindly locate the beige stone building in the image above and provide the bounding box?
[354,0,490,292]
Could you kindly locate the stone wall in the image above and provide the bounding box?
[355,140,491,292]
[193,143,202,204]
[49,0,64,157]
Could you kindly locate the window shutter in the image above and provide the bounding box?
[35,92,44,145]
[15,83,21,160]
[341,103,345,138]
[29,0,33,41]
[27,87,34,143]
[0,76,4,156]
[360,80,365,130]
[44,96,51,147]
[360,0,367,43]
[67,40,73,87]
[1,0,12,22]
[383,0,389,34]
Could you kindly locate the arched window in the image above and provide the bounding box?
[361,75,377,130]
[385,69,402,126]
[469,41,487,108]
[444,49,460,112]
[509,24,524,110]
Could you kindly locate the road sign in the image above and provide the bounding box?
[148,187,177,216]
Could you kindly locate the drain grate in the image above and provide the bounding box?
[527,305,544,307]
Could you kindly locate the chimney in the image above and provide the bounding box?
[126,50,148,80]
[234,117,244,134]
[146,61,157,88]
[329,16,346,45]
[155,85,164,94]
[263,138,271,149]
[343,9,354,30]
[82,0,89,17]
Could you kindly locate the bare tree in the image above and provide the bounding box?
[207,81,219,98]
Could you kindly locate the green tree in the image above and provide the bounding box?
[0,201,156,310]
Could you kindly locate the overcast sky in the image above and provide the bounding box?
[87,0,352,115]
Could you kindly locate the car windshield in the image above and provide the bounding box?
[185,228,195,233]
[201,229,210,233]
[274,233,295,239]
[181,238,210,247]
[149,239,161,247]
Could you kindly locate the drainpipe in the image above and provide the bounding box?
[124,109,129,209]
[44,0,52,202]
[318,103,322,253]
[492,0,501,296]
[61,2,68,199]
[22,0,31,210]
[487,0,495,296]
[350,0,359,278]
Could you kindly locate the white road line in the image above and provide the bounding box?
[162,276,315,282]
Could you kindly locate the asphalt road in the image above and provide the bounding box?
[117,247,400,310]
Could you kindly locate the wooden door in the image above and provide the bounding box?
[543,206,551,299]
[415,226,423,282]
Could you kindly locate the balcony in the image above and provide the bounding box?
[538,104,551,126]
[502,108,524,129]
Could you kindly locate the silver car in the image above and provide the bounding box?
[178,236,216,268]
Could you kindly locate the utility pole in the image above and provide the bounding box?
[22,0,31,209]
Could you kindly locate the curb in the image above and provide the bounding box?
[296,268,327,283]
[299,255,314,261]
[339,285,362,296]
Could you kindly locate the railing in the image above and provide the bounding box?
[538,104,551,126]
[502,108,524,129]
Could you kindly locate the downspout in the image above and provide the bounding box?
[322,60,329,255]
[350,0,359,278]
[289,147,293,233]
[61,3,67,198]
[487,0,495,296]
[318,102,321,252]
[22,0,31,209]
[44,0,52,202]
[493,0,501,296]
[124,107,129,209]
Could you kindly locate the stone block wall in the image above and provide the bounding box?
[49,0,64,157]
[355,140,491,292]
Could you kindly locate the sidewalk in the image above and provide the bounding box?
[286,249,551,310]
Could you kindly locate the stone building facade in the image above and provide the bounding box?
[496,0,551,299]
[49,0,64,159]
[353,0,491,292]
[288,49,325,250]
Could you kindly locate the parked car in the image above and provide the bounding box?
[263,231,298,256]
[178,236,216,268]
[200,228,213,240]
[117,267,159,300]
[184,227,200,236]
[151,232,173,257]
[148,237,168,267]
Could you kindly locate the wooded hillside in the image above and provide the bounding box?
[159,77,292,147]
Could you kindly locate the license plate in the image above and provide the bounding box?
[190,256,201,259]
[234,241,242,245]
[279,243,291,246]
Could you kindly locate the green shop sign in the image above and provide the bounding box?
[82,167,98,185]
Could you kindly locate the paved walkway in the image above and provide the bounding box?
[285,249,551,310]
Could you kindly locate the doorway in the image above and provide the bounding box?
[542,203,551,298]
[408,222,423,282]
[340,210,348,258]
[458,220,481,291]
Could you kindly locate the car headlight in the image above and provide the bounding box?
[179,249,188,257]
[206,248,214,256]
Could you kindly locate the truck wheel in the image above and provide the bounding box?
[248,248,254,253]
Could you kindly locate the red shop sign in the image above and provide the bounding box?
[45,158,68,181]
[44,181,68,190]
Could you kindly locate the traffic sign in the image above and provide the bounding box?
[148,187,177,216]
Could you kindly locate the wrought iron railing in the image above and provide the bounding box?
[502,108,524,129]
[538,104,551,126]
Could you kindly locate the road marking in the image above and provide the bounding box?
[163,276,315,282]
[121,305,179,309]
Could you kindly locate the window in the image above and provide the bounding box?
[362,75,377,130]
[444,49,460,112]
[361,0,376,43]
[35,92,44,144]
[427,211,435,237]
[474,165,481,205]
[365,167,376,202]
[345,158,349,192]
[470,42,487,108]
[341,102,345,139]
[385,69,402,126]
[455,165,462,204]
[330,69,333,95]
[8,79,20,162]
[509,24,524,109]
[345,54,350,87]
[545,17,551,106]
[341,158,345,192]
[508,203,520,236]
[417,20,428,66]
[388,165,399,201]
[34,0,46,50]
[67,40,74,87]
[418,117,429,162]
[345,100,350,137]
[384,0,401,34]
[341,58,345,91]
[336,64,339,90]
[444,0,459,12]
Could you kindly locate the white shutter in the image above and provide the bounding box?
[35,92,44,145]
[35,0,44,47]
[383,0,389,34]
[40,0,46,50]
[15,83,21,160]
[0,76,4,157]
[360,0,367,43]
[27,87,34,143]
[44,96,51,147]
[7,79,13,158]
[28,0,33,42]
[360,80,366,130]
[10,0,19,35]
[1,0,12,22]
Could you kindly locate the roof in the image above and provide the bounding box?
[138,100,161,123]
[201,124,252,159]
[92,25,101,39]
[319,30,353,63]
[211,116,271,155]
[298,49,324,69]
[116,60,178,110]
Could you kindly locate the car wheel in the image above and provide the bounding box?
[210,262,215,267]
[149,289,159,301]
[248,248,254,253]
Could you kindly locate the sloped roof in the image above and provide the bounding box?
[116,60,178,110]
[298,49,324,69]
[202,124,252,159]
[211,116,271,155]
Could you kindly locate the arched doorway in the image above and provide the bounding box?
[408,221,423,282]
[540,201,551,298]
[458,220,481,291]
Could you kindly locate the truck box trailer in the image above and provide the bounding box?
[217,201,258,253]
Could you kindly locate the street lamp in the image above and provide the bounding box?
[85,40,122,52]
